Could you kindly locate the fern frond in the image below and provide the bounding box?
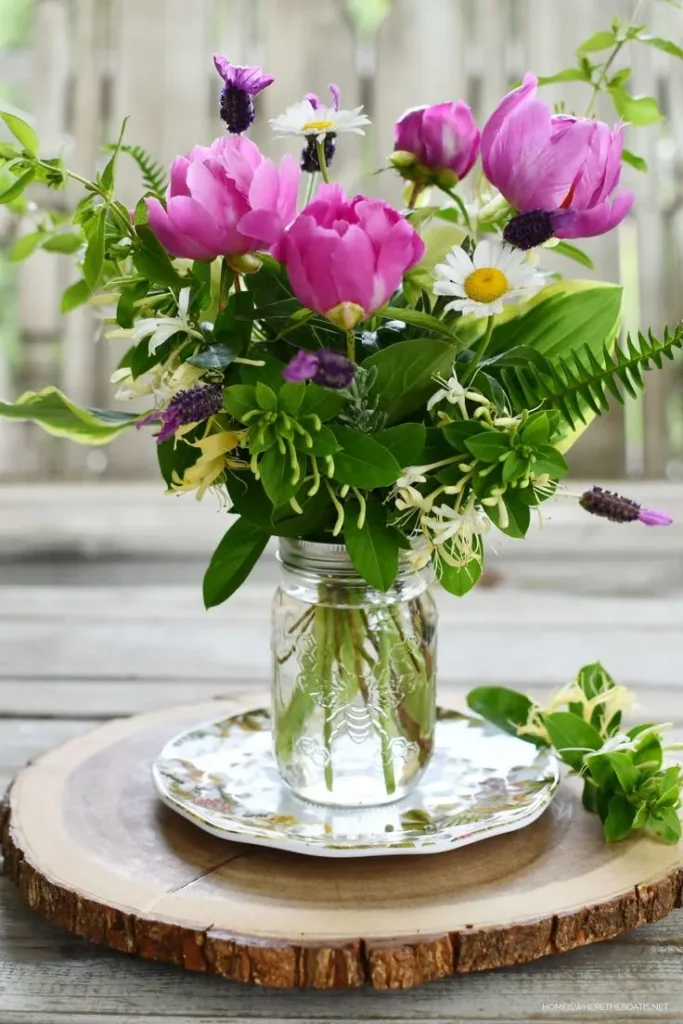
[103,143,168,197]
[498,326,683,429]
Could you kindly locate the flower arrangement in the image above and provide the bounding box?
[1,30,679,601]
[1,12,681,815]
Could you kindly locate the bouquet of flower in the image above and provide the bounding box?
[1,16,681,808]
[0,27,679,604]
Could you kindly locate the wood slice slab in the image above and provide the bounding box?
[2,697,682,990]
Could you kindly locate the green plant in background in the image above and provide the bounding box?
[468,663,683,844]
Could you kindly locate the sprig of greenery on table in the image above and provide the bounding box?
[468,663,683,844]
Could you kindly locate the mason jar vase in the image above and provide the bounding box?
[271,539,438,808]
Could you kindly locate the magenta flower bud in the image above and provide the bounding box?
[274,184,424,325]
[482,73,634,241]
[393,101,480,184]
[638,507,674,527]
[137,383,223,444]
[145,136,300,262]
[579,486,673,527]
[213,55,274,135]
[283,348,355,390]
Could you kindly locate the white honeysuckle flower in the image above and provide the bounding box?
[110,357,203,403]
[433,238,543,318]
[421,499,491,565]
[269,98,370,143]
[107,288,203,357]
[427,369,490,417]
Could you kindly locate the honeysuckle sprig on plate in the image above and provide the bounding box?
[468,663,683,844]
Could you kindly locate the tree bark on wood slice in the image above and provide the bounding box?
[2,698,682,990]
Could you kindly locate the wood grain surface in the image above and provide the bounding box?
[2,484,683,1020]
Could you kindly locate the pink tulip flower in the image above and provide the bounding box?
[274,184,424,329]
[482,73,634,242]
[146,136,300,262]
[393,101,480,186]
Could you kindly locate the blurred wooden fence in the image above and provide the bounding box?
[1,0,683,481]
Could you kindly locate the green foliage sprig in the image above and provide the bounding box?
[468,663,683,844]
[103,142,168,198]
[492,326,683,430]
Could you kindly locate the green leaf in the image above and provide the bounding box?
[622,149,648,173]
[240,355,286,392]
[300,383,347,421]
[157,434,199,487]
[604,794,636,842]
[363,339,455,424]
[608,86,664,126]
[519,411,551,447]
[0,167,35,204]
[10,231,43,262]
[655,765,682,807]
[99,115,129,194]
[0,112,39,155]
[438,554,483,597]
[647,807,681,844]
[255,382,278,412]
[203,517,270,608]
[271,485,333,538]
[532,444,570,478]
[259,445,304,507]
[441,420,486,452]
[42,233,83,254]
[379,305,459,341]
[605,752,639,793]
[0,386,141,444]
[551,241,595,270]
[373,423,426,467]
[212,291,254,355]
[465,430,511,461]
[223,384,257,422]
[543,711,603,771]
[486,490,532,539]
[638,35,683,60]
[578,29,616,52]
[537,68,592,85]
[344,495,399,591]
[330,425,402,488]
[133,225,186,287]
[467,686,542,743]
[488,284,623,361]
[186,344,239,370]
[61,279,91,314]
[279,382,305,415]
[502,451,528,483]
[83,207,106,290]
[292,423,339,457]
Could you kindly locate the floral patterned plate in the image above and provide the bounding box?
[153,708,559,858]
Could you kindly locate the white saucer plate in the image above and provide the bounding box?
[153,707,560,858]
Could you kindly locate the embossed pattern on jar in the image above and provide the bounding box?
[271,539,438,807]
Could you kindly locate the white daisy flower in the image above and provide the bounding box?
[433,239,543,319]
[269,84,370,143]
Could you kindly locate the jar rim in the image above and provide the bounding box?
[277,537,426,578]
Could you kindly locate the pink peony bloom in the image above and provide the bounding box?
[274,184,424,329]
[394,101,480,184]
[145,136,300,262]
[481,73,634,240]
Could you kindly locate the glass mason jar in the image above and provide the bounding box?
[271,539,438,808]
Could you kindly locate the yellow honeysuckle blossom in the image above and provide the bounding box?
[169,430,246,501]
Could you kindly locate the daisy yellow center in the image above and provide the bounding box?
[302,119,335,132]
[464,267,509,304]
